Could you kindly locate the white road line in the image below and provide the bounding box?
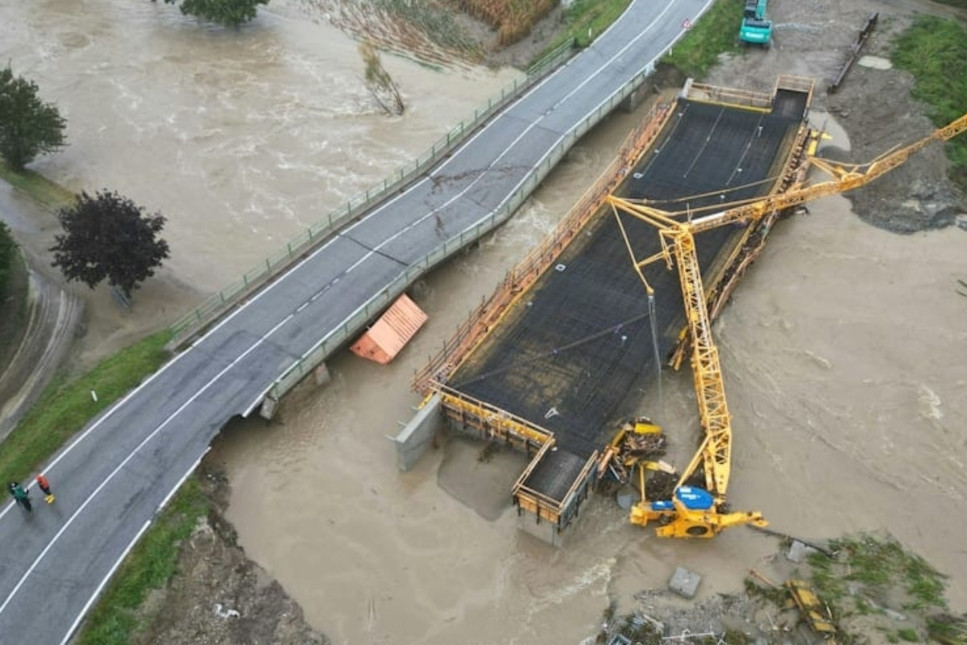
[0,314,290,619]
[0,1,691,518]
[57,519,151,645]
[0,0,710,620]
[304,1,686,294]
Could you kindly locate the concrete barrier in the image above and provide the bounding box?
[390,393,442,471]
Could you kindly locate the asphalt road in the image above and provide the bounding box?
[0,1,711,642]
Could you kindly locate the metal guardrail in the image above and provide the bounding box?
[167,38,577,349]
[260,61,662,408]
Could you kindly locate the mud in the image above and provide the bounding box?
[134,465,329,645]
[2,0,966,643]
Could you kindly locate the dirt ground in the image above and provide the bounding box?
[132,465,329,645]
[3,0,965,643]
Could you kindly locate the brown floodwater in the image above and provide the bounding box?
[216,113,967,645]
[0,0,516,292]
[3,3,965,643]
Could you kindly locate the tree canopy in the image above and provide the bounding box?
[50,191,170,298]
[0,64,67,171]
[157,0,269,27]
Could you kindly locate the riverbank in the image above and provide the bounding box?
[1,0,965,642]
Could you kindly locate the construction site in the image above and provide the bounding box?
[404,74,967,550]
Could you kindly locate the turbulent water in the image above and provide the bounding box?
[3,2,966,644]
[0,0,516,292]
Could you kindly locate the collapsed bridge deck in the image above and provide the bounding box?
[413,78,814,543]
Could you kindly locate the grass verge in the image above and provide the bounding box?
[891,15,967,191]
[661,0,744,79]
[539,0,632,57]
[0,245,28,369]
[0,329,172,482]
[0,160,74,208]
[74,477,209,645]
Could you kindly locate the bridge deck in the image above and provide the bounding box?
[442,87,810,522]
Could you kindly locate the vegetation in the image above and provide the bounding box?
[662,0,744,78]
[0,330,171,482]
[892,15,967,191]
[0,223,26,363]
[75,477,209,645]
[371,0,481,58]
[0,159,75,207]
[807,534,947,612]
[360,40,406,115]
[0,64,67,171]
[50,190,170,299]
[156,0,268,27]
[0,221,15,301]
[455,0,557,45]
[539,0,631,56]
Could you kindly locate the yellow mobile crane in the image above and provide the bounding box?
[606,112,967,538]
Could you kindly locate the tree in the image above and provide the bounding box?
[0,64,67,171]
[155,0,268,27]
[359,40,405,116]
[50,191,170,299]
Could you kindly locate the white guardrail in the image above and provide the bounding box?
[260,61,659,406]
[168,39,576,349]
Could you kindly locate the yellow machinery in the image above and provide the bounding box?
[606,112,967,538]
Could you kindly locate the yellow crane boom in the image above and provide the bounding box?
[608,111,967,538]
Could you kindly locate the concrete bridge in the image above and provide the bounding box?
[0,1,712,642]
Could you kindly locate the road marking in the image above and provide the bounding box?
[57,519,151,645]
[0,314,290,619]
[0,2,697,528]
[0,0,714,624]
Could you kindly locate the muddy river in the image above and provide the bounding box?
[2,2,965,644]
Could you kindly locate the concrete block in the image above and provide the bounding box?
[668,566,701,599]
[786,540,818,564]
[390,393,442,471]
[259,396,278,421]
[518,513,563,547]
[313,362,331,386]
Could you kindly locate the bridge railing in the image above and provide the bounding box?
[259,61,662,408]
[167,38,576,350]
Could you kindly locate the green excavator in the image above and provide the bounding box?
[739,0,772,46]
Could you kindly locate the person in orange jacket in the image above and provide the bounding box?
[36,474,55,504]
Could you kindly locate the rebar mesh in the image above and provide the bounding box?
[451,95,808,459]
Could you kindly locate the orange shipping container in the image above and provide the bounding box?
[350,294,428,364]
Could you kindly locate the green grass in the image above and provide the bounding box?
[538,0,632,58]
[75,477,210,645]
[927,614,967,645]
[892,15,967,191]
[897,627,920,642]
[0,329,172,482]
[662,0,745,79]
[808,535,947,613]
[0,160,74,208]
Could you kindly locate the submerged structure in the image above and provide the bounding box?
[399,77,816,544]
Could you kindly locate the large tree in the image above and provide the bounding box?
[157,0,268,27]
[50,191,170,299]
[0,64,67,170]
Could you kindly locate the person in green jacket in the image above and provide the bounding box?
[7,481,32,513]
